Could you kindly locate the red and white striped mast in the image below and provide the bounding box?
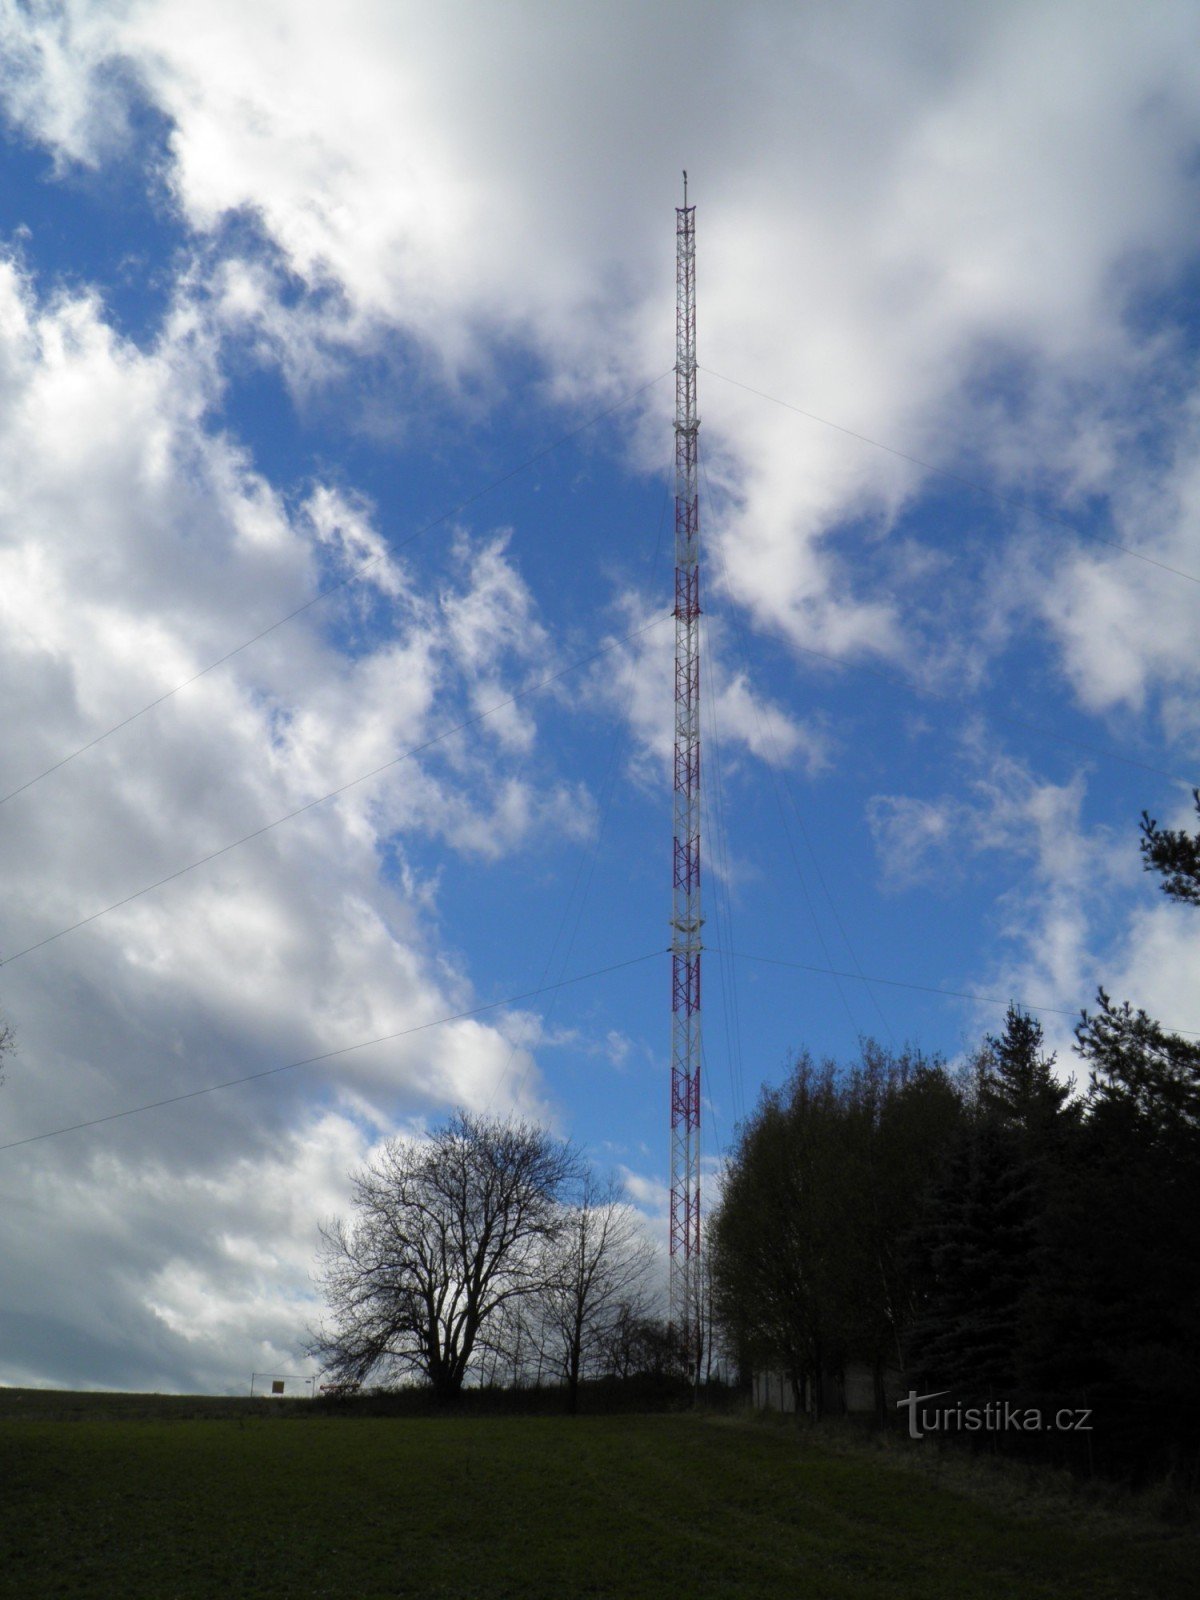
[669,172,701,1369]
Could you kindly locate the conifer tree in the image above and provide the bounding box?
[979,1005,1071,1143]
[1066,796,1200,1472]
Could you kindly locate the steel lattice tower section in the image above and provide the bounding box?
[669,175,701,1366]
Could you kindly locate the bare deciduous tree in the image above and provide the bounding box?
[308,1110,577,1400]
[537,1172,655,1412]
[599,1301,673,1381]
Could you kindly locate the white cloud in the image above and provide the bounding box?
[1031,391,1200,724]
[0,256,582,1389]
[868,741,1104,894]
[6,1,1200,694]
[604,1029,631,1070]
[592,592,827,791]
[618,1166,669,1220]
[868,739,1168,1065]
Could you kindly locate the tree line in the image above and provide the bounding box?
[710,797,1200,1481]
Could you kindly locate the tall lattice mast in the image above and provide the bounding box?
[669,173,701,1366]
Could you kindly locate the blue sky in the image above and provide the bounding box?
[2,1,1200,1393]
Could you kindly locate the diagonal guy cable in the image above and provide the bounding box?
[0,613,670,969]
[0,370,672,809]
[0,950,663,1153]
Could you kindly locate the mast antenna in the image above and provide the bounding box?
[669,175,701,1374]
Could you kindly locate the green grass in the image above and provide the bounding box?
[0,1400,1195,1598]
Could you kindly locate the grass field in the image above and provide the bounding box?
[0,1393,1195,1598]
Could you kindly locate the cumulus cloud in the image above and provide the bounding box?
[0,257,585,1389]
[868,735,1160,1067]
[6,1,1200,691]
[591,591,827,792]
[868,748,1097,893]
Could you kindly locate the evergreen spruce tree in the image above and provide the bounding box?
[908,1007,1072,1404]
[1066,794,1200,1475]
[906,1112,1030,1396]
[979,1005,1072,1143]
